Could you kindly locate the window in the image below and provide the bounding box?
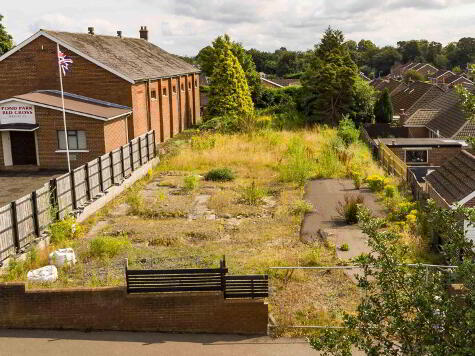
[150,89,157,100]
[57,130,87,151]
[405,149,428,164]
[188,81,191,90]
[194,79,198,88]
[173,85,177,94]
[181,83,184,91]
[162,87,167,96]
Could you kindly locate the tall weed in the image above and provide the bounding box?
[279,137,316,186]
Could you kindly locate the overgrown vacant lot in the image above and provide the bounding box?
[2,127,386,329]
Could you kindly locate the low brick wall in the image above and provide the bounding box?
[0,283,268,335]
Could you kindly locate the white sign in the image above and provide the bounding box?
[0,101,35,125]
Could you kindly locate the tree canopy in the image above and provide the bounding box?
[0,14,13,55]
[374,89,393,124]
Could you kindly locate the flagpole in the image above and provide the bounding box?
[57,43,71,173]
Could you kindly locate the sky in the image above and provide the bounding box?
[2,0,475,56]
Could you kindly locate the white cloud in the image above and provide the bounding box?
[2,0,475,55]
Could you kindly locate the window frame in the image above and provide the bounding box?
[172,85,177,95]
[150,89,157,100]
[194,79,198,88]
[180,83,185,92]
[162,87,167,97]
[56,130,88,152]
[404,147,429,164]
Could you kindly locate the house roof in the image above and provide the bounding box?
[371,78,406,95]
[404,109,440,126]
[426,150,475,206]
[425,87,474,138]
[390,81,436,115]
[378,138,467,147]
[455,121,475,139]
[0,30,199,83]
[3,90,132,121]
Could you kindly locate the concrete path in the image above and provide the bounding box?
[301,179,385,280]
[0,329,321,356]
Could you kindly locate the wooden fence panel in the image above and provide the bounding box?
[122,144,132,177]
[147,132,155,160]
[131,139,140,170]
[111,149,123,184]
[0,204,15,262]
[15,194,35,249]
[56,173,73,219]
[379,142,407,180]
[88,159,101,198]
[73,166,88,207]
[224,275,269,299]
[100,154,112,191]
[35,184,51,230]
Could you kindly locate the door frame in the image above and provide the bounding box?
[1,130,40,166]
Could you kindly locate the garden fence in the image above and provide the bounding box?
[0,130,156,263]
[379,141,408,180]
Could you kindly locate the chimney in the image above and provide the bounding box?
[139,26,148,41]
[399,109,407,125]
[88,27,94,35]
[117,30,122,38]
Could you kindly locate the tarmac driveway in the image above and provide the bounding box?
[0,170,64,207]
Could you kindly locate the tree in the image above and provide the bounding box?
[196,35,260,100]
[207,39,254,126]
[403,69,426,83]
[0,14,13,55]
[301,27,358,125]
[397,40,422,63]
[372,46,402,76]
[373,89,393,123]
[310,201,475,356]
[455,85,475,121]
[349,76,376,125]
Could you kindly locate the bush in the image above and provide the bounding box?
[391,201,417,221]
[279,137,315,186]
[336,194,365,224]
[50,216,80,245]
[184,175,199,192]
[337,117,360,146]
[366,174,386,192]
[205,168,235,181]
[191,135,216,150]
[88,235,130,259]
[340,243,350,251]
[352,171,362,189]
[384,184,396,198]
[240,181,266,205]
[290,200,314,216]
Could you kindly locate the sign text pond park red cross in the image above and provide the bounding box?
[0,101,35,125]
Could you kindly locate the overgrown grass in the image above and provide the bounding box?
[205,168,235,181]
[87,235,131,259]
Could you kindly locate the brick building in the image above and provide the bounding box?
[0,27,200,170]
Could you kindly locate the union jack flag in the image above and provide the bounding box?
[58,50,73,75]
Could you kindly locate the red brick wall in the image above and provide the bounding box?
[408,127,429,138]
[0,36,132,107]
[35,107,105,169]
[193,74,201,125]
[389,146,463,166]
[104,117,128,153]
[148,81,161,144]
[130,83,149,139]
[160,79,171,142]
[170,78,179,137]
[0,283,268,335]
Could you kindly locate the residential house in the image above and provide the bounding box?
[370,78,406,95]
[0,27,200,170]
[390,62,438,79]
[260,77,300,88]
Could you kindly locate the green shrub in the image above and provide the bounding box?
[279,137,315,186]
[352,171,362,190]
[290,200,314,216]
[126,188,144,215]
[240,181,266,205]
[50,216,80,245]
[340,243,350,251]
[191,135,216,150]
[390,201,417,221]
[88,235,130,259]
[336,194,365,224]
[337,117,360,146]
[205,168,235,181]
[384,184,396,198]
[183,175,199,192]
[366,174,386,192]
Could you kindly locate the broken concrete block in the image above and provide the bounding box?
[27,265,58,283]
[49,248,76,267]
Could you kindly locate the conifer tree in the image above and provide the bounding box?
[208,37,254,128]
[374,88,393,123]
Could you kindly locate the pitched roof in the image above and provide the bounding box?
[378,138,466,147]
[0,30,199,83]
[455,121,475,139]
[390,81,435,115]
[371,78,406,95]
[404,109,440,126]
[426,87,474,138]
[426,150,475,206]
[3,90,132,120]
